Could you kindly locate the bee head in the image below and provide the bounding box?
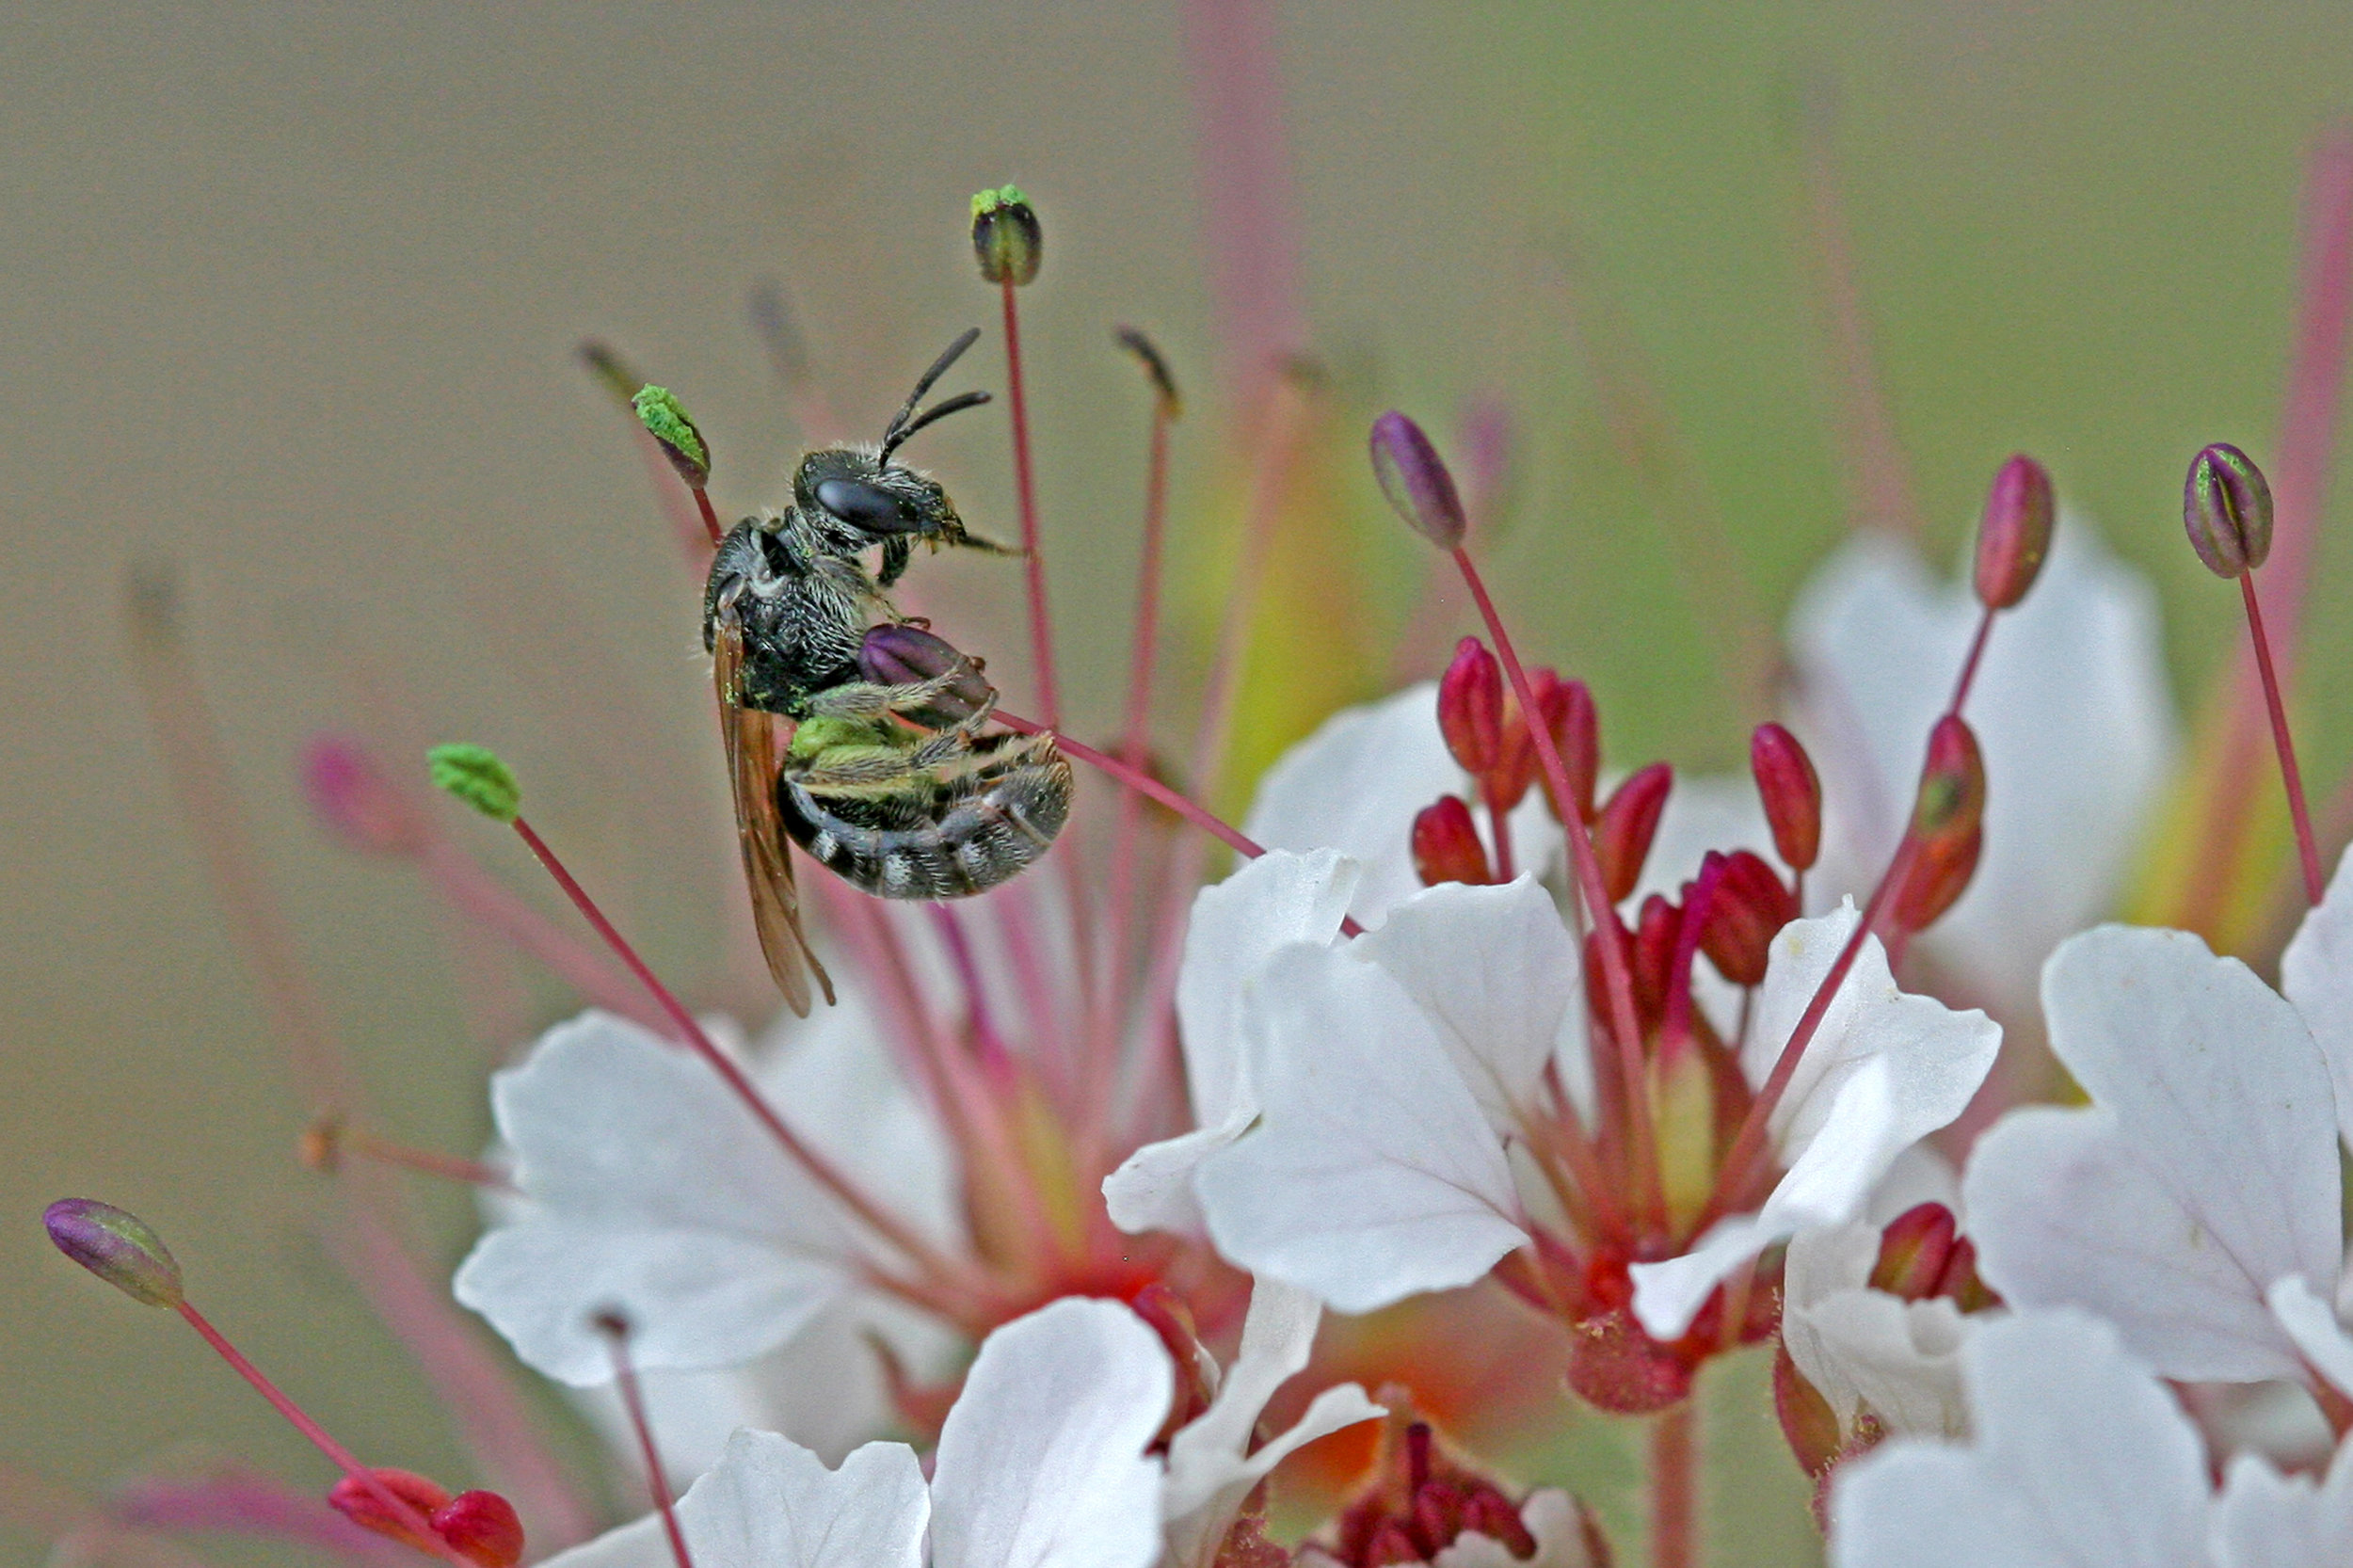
[793,448,974,552]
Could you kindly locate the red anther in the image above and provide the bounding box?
[1974,455,2057,610]
[1749,723,1822,873]
[1892,823,1982,934]
[1772,1343,1844,1480]
[1128,1283,1215,1432]
[1936,1237,2001,1313]
[1412,1480,1466,1551]
[1404,1421,1434,1493]
[1361,1523,1426,1566]
[304,738,431,857]
[1489,699,1535,812]
[1593,762,1673,904]
[1437,637,1505,776]
[1412,796,1493,888]
[430,1492,525,1568]
[1698,850,1798,988]
[1911,714,1986,842]
[1459,1490,1539,1556]
[330,1470,453,1555]
[1630,894,1683,1026]
[1869,1203,1961,1301]
[1529,670,1598,822]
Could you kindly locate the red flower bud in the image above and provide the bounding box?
[2184,441,2273,578]
[1974,454,2056,609]
[1749,723,1821,872]
[1437,637,1504,776]
[330,1473,524,1568]
[1892,822,1983,934]
[430,1493,524,1568]
[1412,796,1492,888]
[1369,410,1468,551]
[1937,1237,2001,1313]
[1593,762,1673,904]
[1869,1203,1961,1301]
[328,1470,451,1553]
[1909,715,1986,842]
[1630,893,1683,1026]
[1530,670,1598,822]
[1698,850,1798,987]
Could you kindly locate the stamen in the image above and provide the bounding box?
[595,1314,696,1568]
[300,1115,517,1194]
[2240,570,2326,905]
[986,242,1060,728]
[928,905,1015,1071]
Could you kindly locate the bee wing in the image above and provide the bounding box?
[712,618,835,1016]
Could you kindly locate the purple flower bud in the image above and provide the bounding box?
[858,623,994,728]
[44,1198,184,1307]
[1973,454,2055,610]
[2184,442,2274,578]
[1369,411,1467,550]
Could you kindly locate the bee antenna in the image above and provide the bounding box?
[879,328,984,462]
[882,390,992,459]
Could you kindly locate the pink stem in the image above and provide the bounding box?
[1181,0,1306,407]
[420,841,666,1033]
[1949,608,1995,714]
[1450,548,1661,1231]
[507,816,966,1285]
[928,904,1014,1071]
[603,1325,696,1568]
[1650,1401,1698,1568]
[1103,402,1176,1039]
[173,1303,472,1568]
[1000,280,1061,728]
[344,1131,516,1193]
[2242,573,2326,906]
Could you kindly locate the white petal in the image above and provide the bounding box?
[1965,926,2344,1382]
[1354,876,1579,1125]
[2281,843,2353,1148]
[2211,1441,2353,1568]
[1828,1311,2210,1568]
[929,1299,1170,1568]
[1782,1224,1972,1442]
[1194,945,1529,1313]
[454,1013,853,1384]
[667,1429,926,1568]
[2267,1275,2353,1403]
[1789,524,2174,1012]
[1176,848,1359,1128]
[1636,908,1998,1338]
[1243,684,1459,925]
[1161,1279,1381,1568]
[1102,1111,1257,1239]
[536,1515,668,1568]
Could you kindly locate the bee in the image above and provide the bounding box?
[703,328,1074,1013]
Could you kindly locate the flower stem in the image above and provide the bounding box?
[174,1301,472,1568]
[1449,547,1662,1231]
[998,713,1262,867]
[2242,571,2326,906]
[1649,1400,1698,1568]
[1000,279,1060,728]
[505,815,968,1286]
[600,1319,696,1568]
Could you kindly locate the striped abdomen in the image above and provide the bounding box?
[778,734,1073,898]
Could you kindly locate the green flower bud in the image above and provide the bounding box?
[971,185,1043,286]
[631,386,711,489]
[427,744,521,824]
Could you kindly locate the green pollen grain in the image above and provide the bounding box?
[631,385,707,471]
[970,184,1028,219]
[427,743,522,823]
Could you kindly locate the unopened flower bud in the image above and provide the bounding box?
[1593,763,1673,904]
[1369,411,1467,551]
[427,744,520,824]
[1772,1343,1845,1480]
[1869,1203,1961,1301]
[858,623,994,727]
[1892,822,1983,933]
[1973,454,2056,609]
[1412,796,1492,888]
[1629,893,1682,1026]
[43,1199,184,1308]
[631,386,710,490]
[1908,715,1985,842]
[1529,669,1598,822]
[329,1471,524,1568]
[1437,638,1504,776]
[1698,849,1798,987]
[1749,723,1821,873]
[1937,1237,2000,1313]
[304,737,431,857]
[2184,442,2273,578]
[429,1491,525,1568]
[970,185,1042,286]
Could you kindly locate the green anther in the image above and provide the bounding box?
[427,744,522,824]
[632,385,710,485]
[970,184,1028,220]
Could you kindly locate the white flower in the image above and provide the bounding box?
[1781,1222,1976,1443]
[1962,924,2344,1384]
[542,1287,1377,1568]
[1830,1308,2353,1568]
[455,996,956,1387]
[1242,683,1552,927]
[1786,523,2174,1010]
[1629,903,1999,1338]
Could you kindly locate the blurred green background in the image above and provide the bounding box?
[8,4,2353,1565]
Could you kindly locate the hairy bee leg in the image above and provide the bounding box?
[786,745,926,790]
[902,690,1002,770]
[801,666,975,720]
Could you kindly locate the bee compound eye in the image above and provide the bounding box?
[814,477,919,534]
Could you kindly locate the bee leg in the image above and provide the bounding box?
[901,690,1003,770]
[785,743,922,792]
[802,665,978,721]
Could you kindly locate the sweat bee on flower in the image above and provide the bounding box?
[699,328,1074,1014]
